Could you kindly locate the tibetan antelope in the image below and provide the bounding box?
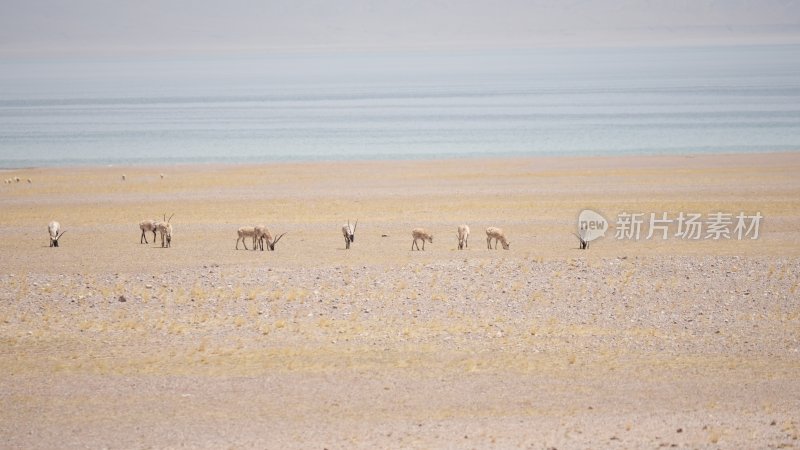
[411,228,433,251]
[139,219,158,244]
[342,219,358,249]
[457,224,470,250]
[486,227,509,250]
[156,213,173,248]
[47,221,66,247]
[257,227,287,251]
[572,231,589,250]
[236,226,257,250]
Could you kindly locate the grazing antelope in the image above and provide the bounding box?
[572,231,589,250]
[156,213,173,248]
[47,221,66,247]
[342,219,358,249]
[236,226,257,250]
[139,219,158,244]
[486,227,509,250]
[254,225,271,250]
[257,227,287,251]
[411,228,433,251]
[457,224,470,250]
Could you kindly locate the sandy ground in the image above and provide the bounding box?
[0,152,799,449]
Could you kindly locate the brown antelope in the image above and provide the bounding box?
[156,213,174,248]
[139,219,158,244]
[342,219,358,249]
[236,226,257,250]
[457,224,470,250]
[485,227,509,250]
[411,228,433,251]
[257,227,287,251]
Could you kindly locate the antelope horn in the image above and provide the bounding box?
[273,232,287,245]
[353,219,357,234]
[167,213,174,223]
[56,230,67,240]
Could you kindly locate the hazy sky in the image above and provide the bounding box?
[2,0,800,55]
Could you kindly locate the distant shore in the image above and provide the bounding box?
[2,148,800,172]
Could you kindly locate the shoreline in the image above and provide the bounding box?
[2,148,799,172]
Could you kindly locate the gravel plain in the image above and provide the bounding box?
[1,153,799,448]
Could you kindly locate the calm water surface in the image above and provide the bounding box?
[1,45,798,167]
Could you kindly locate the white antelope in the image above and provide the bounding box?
[47,221,66,247]
[411,228,433,251]
[139,219,158,244]
[156,213,173,248]
[236,226,257,250]
[342,219,358,249]
[486,227,509,250]
[257,227,287,251]
[457,224,470,250]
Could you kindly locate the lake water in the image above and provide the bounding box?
[1,45,798,167]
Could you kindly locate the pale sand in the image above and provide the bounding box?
[0,152,798,448]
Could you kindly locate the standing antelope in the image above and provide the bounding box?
[47,221,66,247]
[457,224,470,250]
[486,227,510,250]
[237,226,257,250]
[411,228,433,251]
[139,219,158,244]
[156,213,173,248]
[342,219,358,249]
[257,227,287,251]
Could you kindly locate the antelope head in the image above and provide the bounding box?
[52,230,66,247]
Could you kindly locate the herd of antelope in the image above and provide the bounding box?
[48,215,512,251]
[235,225,287,251]
[139,214,174,248]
